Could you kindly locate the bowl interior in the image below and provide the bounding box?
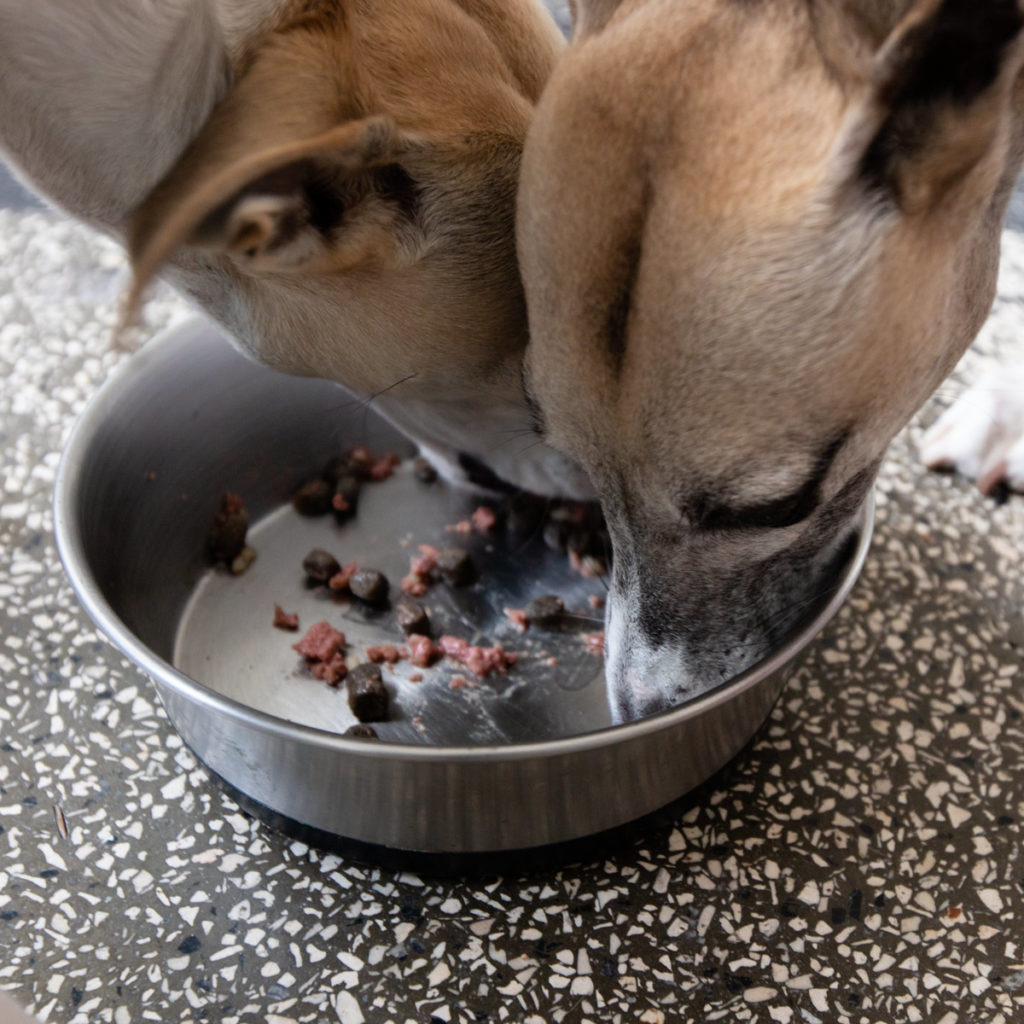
[56,319,870,750]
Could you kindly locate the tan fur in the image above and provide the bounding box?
[0,0,588,497]
[518,0,1024,718]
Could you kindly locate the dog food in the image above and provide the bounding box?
[471,505,497,533]
[439,635,517,677]
[343,724,379,739]
[331,474,361,520]
[349,568,389,605]
[407,633,442,667]
[435,547,475,586]
[293,621,348,685]
[273,605,299,631]
[369,453,401,481]
[503,607,529,632]
[524,595,565,626]
[395,596,430,635]
[328,561,358,592]
[366,644,405,664]
[346,663,389,722]
[230,546,257,576]
[292,478,333,517]
[302,548,341,585]
[207,491,249,564]
[401,544,437,596]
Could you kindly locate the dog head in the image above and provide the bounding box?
[519,0,1024,719]
[123,0,591,497]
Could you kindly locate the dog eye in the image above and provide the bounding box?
[693,433,850,532]
[695,490,819,532]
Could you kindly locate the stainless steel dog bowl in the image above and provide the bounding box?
[55,318,873,859]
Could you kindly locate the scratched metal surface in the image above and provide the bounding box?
[174,469,610,746]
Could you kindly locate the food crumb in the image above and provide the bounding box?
[584,631,605,656]
[366,644,407,664]
[407,633,442,667]
[446,519,473,534]
[328,561,358,592]
[472,505,497,533]
[439,635,517,677]
[273,605,299,631]
[230,545,257,576]
[546,656,559,667]
[369,452,401,481]
[588,594,605,609]
[504,607,529,633]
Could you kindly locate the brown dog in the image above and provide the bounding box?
[0,0,590,496]
[3,0,1021,722]
[517,0,1024,717]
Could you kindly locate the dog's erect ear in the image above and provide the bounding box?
[843,0,1024,213]
[124,115,410,318]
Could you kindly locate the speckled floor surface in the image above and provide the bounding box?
[0,198,1022,1024]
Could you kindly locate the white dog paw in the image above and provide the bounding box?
[921,364,1024,496]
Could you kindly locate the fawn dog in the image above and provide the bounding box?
[2,0,1022,720]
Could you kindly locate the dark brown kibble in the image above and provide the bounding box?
[346,663,389,722]
[331,474,362,520]
[436,547,475,586]
[525,594,565,626]
[343,724,379,739]
[395,596,430,635]
[323,448,372,483]
[349,568,389,605]
[292,478,333,516]
[302,548,341,584]
[413,456,438,484]
[207,492,249,563]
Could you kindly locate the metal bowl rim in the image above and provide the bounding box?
[53,319,875,763]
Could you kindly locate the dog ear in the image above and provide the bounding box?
[123,115,409,319]
[847,0,1024,213]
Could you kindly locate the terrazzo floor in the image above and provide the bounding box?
[0,197,1022,1024]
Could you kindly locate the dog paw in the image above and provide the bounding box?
[920,364,1024,497]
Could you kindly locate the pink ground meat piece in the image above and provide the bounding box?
[328,561,358,592]
[584,631,605,656]
[588,594,605,609]
[308,653,348,686]
[366,644,407,664]
[503,608,528,633]
[472,506,497,533]
[401,574,430,597]
[407,634,442,668]
[273,605,299,631]
[411,544,439,576]
[293,621,346,662]
[369,453,401,481]
[439,635,517,677]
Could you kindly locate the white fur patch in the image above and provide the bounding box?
[921,362,1024,494]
